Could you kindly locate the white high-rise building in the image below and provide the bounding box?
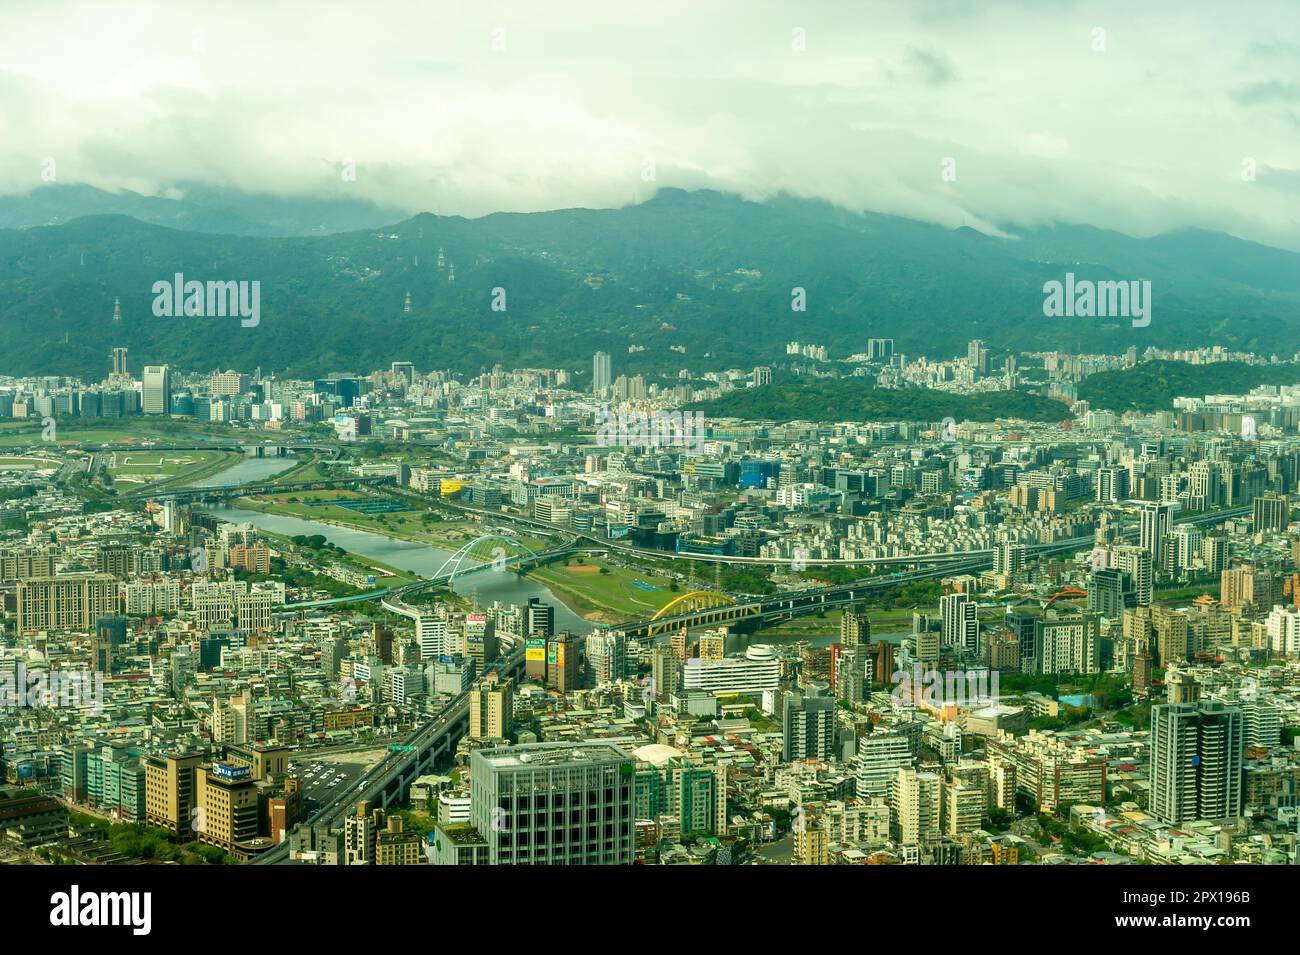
[892,766,941,846]
[592,351,611,395]
[855,731,915,797]
[1265,604,1300,656]
[142,365,171,415]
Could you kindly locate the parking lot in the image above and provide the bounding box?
[290,751,386,810]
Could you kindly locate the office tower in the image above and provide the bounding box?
[1150,701,1244,824]
[194,763,260,855]
[469,674,514,740]
[1005,609,1038,672]
[855,731,915,796]
[1140,502,1175,571]
[414,611,449,660]
[546,631,580,693]
[966,339,989,376]
[840,606,871,648]
[143,752,203,836]
[464,613,498,667]
[524,599,553,681]
[1088,567,1134,621]
[111,346,128,377]
[1254,493,1289,533]
[16,573,118,634]
[1112,545,1153,606]
[470,742,635,865]
[142,364,171,415]
[525,597,554,639]
[592,351,611,395]
[682,646,781,697]
[939,592,978,653]
[892,766,942,846]
[782,683,837,760]
[1036,611,1101,674]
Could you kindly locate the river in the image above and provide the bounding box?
[197,504,590,633]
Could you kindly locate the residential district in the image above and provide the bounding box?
[1,338,1300,866]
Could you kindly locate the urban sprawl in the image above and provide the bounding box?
[2,335,1300,867]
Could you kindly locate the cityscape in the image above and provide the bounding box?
[0,0,1293,932]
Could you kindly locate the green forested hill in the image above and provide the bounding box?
[688,377,1071,424]
[1,189,1298,379]
[1076,361,1300,412]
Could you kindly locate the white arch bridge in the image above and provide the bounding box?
[285,534,585,609]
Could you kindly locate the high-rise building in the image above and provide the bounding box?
[142,365,171,415]
[143,752,203,836]
[1254,493,1289,533]
[1150,701,1244,824]
[840,606,871,648]
[855,731,915,796]
[546,631,580,693]
[584,630,627,685]
[111,346,128,377]
[469,674,514,740]
[1112,545,1153,606]
[782,682,837,760]
[469,742,635,865]
[592,351,611,395]
[939,592,978,653]
[1140,502,1175,571]
[194,763,260,856]
[892,766,942,846]
[16,573,118,634]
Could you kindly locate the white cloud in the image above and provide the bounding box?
[0,0,1296,248]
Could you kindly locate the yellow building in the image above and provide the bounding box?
[144,752,203,836]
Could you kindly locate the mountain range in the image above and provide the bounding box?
[0,186,1297,381]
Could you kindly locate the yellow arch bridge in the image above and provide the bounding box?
[639,590,762,637]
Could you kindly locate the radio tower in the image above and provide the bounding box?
[112,296,121,324]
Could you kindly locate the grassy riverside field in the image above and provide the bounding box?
[106,449,242,489]
[523,558,682,623]
[0,416,245,448]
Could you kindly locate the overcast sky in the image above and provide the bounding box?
[2,0,1297,247]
